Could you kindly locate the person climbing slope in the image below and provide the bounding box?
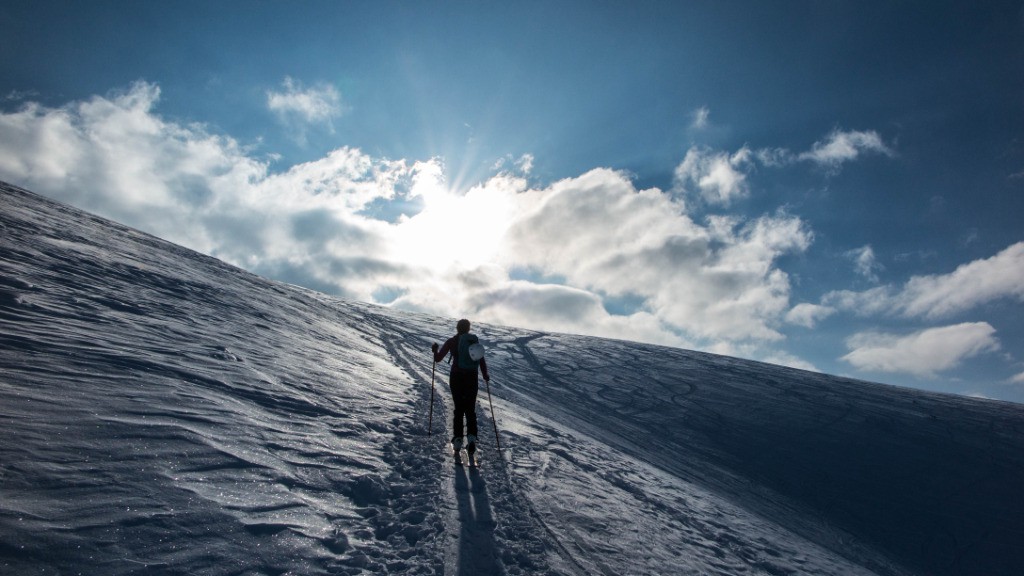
[432,319,489,465]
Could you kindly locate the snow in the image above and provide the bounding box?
[1,180,1023,575]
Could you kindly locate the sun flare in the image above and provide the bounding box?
[392,166,516,270]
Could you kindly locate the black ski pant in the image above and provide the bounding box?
[449,368,479,440]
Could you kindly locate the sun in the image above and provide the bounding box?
[391,165,516,271]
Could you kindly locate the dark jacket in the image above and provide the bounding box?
[434,334,490,381]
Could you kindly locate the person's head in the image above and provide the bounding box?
[456,319,471,334]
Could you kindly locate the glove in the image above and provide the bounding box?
[431,342,439,353]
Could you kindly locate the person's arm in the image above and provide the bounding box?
[432,336,454,363]
[480,357,490,381]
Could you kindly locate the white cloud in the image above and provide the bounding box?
[516,153,534,174]
[503,170,811,343]
[267,77,342,123]
[718,128,891,172]
[266,77,343,143]
[821,285,895,317]
[754,147,793,167]
[690,106,710,130]
[459,280,688,348]
[846,245,882,282]
[0,81,417,295]
[1010,372,1024,385]
[825,242,1024,319]
[785,303,836,328]
[897,243,1024,318]
[674,146,754,206]
[5,89,39,101]
[491,153,534,175]
[0,82,268,240]
[841,322,999,377]
[0,82,815,355]
[760,351,820,373]
[799,129,892,168]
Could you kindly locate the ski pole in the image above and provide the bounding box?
[428,360,436,436]
[485,378,502,454]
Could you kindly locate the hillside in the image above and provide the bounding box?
[2,181,1023,575]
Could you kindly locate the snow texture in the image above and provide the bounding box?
[1,180,1023,575]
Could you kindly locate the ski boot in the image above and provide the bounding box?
[465,434,478,467]
[452,436,464,465]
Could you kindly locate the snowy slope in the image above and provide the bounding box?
[1,180,1023,576]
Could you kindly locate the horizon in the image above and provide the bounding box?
[1,1,1023,402]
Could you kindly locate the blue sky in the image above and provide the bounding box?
[2,1,1024,402]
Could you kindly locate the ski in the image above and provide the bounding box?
[451,436,479,467]
[451,450,480,468]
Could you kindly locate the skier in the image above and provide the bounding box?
[432,319,489,464]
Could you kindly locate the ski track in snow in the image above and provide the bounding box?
[3,181,1024,576]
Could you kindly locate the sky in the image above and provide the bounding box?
[1,0,1023,402]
